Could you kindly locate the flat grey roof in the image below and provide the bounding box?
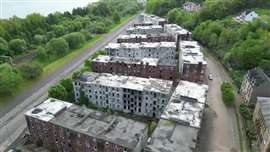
[92,55,177,66]
[161,81,208,128]
[105,42,176,49]
[92,55,159,66]
[145,119,198,152]
[26,98,148,149]
[76,72,173,95]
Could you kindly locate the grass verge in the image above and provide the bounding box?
[234,107,244,152]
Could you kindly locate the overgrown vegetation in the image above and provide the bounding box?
[0,0,140,101]
[239,103,257,151]
[83,50,105,72]
[221,82,235,106]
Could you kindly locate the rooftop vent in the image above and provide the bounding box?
[32,108,43,114]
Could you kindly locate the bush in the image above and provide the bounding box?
[46,38,69,57]
[63,32,86,49]
[90,50,105,59]
[80,29,92,40]
[59,78,75,102]
[36,46,47,60]
[231,70,244,88]
[148,121,157,136]
[0,37,9,55]
[33,34,47,45]
[48,84,68,101]
[18,63,43,80]
[221,82,235,106]
[0,63,22,96]
[8,39,27,55]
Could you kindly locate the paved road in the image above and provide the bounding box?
[198,54,240,152]
[0,15,138,151]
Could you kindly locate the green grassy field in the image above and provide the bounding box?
[0,15,135,105]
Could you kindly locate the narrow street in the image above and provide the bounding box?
[199,54,241,152]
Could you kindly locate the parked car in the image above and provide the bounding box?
[208,73,213,80]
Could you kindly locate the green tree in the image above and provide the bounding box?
[33,34,47,45]
[0,37,9,55]
[60,78,75,102]
[80,29,92,40]
[48,84,68,101]
[46,38,69,57]
[221,82,235,106]
[36,46,47,60]
[18,63,43,80]
[63,32,85,49]
[51,25,67,37]
[113,12,121,23]
[0,63,22,96]
[8,39,27,55]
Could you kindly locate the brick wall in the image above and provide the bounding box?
[181,62,206,83]
[25,116,130,152]
[92,61,177,81]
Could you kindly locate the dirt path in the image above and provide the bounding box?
[198,54,240,152]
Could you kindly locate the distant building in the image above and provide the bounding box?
[144,81,208,152]
[25,98,148,152]
[92,55,177,81]
[179,41,207,83]
[253,97,270,152]
[105,42,177,65]
[240,68,270,103]
[73,72,173,118]
[183,2,201,12]
[164,24,192,41]
[117,34,175,43]
[138,13,167,26]
[235,11,258,22]
[127,25,163,35]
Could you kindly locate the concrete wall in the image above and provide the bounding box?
[73,81,171,118]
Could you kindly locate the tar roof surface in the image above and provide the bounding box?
[49,104,147,149]
[106,42,176,49]
[92,55,159,66]
[161,81,208,128]
[145,119,198,152]
[77,72,173,95]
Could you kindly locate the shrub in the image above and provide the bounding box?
[63,32,86,49]
[8,39,27,55]
[0,63,22,96]
[148,121,157,136]
[46,38,69,57]
[18,63,43,80]
[221,82,235,106]
[48,84,68,101]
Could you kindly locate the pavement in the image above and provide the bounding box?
[198,54,241,152]
[0,15,138,151]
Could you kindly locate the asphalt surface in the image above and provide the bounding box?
[198,54,240,152]
[0,15,138,151]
